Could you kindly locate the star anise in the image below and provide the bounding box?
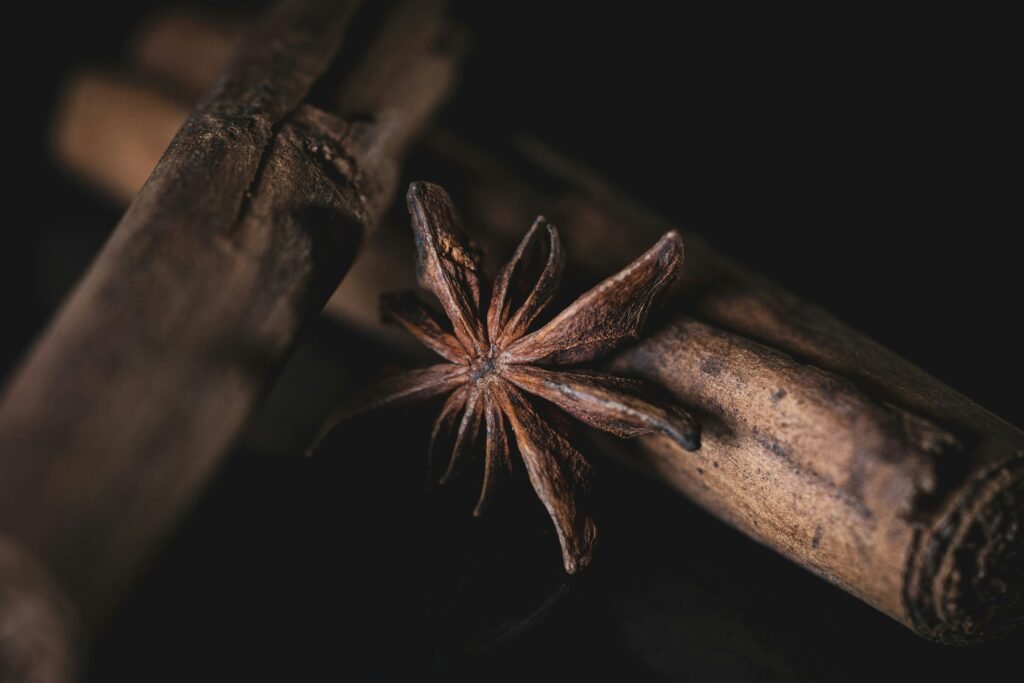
[314,182,700,573]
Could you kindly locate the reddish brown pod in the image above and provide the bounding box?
[312,182,700,573]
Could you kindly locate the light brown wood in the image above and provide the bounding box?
[51,71,188,203]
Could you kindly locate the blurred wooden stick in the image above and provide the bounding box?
[9,0,363,625]
[1,1,460,679]
[49,8,1024,645]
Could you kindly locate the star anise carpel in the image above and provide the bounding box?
[312,181,700,573]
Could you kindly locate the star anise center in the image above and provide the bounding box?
[469,345,505,384]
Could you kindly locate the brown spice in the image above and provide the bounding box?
[311,182,700,573]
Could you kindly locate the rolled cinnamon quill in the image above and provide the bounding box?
[446,139,1024,644]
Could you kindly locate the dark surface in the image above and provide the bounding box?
[85,319,1024,682]
[2,2,1019,681]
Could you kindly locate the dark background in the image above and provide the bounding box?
[2,2,1019,681]
[4,3,1019,423]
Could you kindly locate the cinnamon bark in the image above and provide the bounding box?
[50,69,422,346]
[513,143,1024,643]
[47,10,1023,643]
[451,138,1024,644]
[5,0,362,617]
[1,0,459,677]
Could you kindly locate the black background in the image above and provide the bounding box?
[2,2,1020,681]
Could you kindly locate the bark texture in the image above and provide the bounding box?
[514,143,1024,643]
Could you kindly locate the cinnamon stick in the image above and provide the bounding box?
[50,69,424,347]
[1,1,460,678]
[47,11,1024,644]
[6,0,361,619]
[442,136,1024,644]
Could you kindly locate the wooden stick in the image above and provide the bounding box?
[47,12,1024,644]
[4,0,361,618]
[613,320,1022,643]
[1,2,461,677]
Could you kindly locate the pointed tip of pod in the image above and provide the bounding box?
[658,229,685,262]
[406,179,453,206]
[562,551,591,575]
[472,484,490,518]
[405,180,431,200]
[557,522,597,575]
[405,181,448,218]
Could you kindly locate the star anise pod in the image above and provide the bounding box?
[314,182,700,573]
